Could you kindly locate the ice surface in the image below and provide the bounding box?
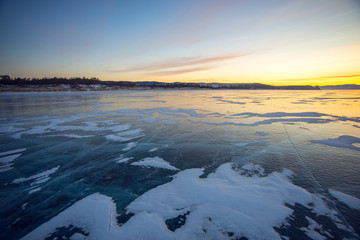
[2,90,360,239]
[21,163,344,240]
[312,135,360,151]
[131,157,179,171]
[329,189,360,210]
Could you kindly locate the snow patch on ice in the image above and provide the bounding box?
[28,187,41,194]
[311,135,360,151]
[115,155,133,164]
[49,134,94,139]
[69,232,87,240]
[219,99,246,105]
[22,203,28,210]
[131,157,179,171]
[12,166,59,193]
[235,138,268,147]
[329,189,360,210]
[0,148,27,157]
[0,125,25,134]
[256,131,268,136]
[300,217,332,240]
[105,129,145,142]
[236,163,265,177]
[8,118,132,139]
[138,117,171,123]
[122,142,137,151]
[149,147,158,152]
[0,148,26,172]
[21,163,351,240]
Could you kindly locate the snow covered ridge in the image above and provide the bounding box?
[21,164,357,240]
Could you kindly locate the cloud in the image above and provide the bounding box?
[138,66,214,77]
[321,74,360,79]
[107,53,250,75]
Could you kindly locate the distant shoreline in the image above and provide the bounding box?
[0,76,321,91]
[0,84,323,92]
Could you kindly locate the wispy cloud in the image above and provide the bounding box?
[278,74,360,82]
[321,74,360,79]
[107,53,250,75]
[138,66,214,77]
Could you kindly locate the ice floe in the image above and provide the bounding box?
[131,157,179,171]
[329,189,360,210]
[311,135,360,151]
[21,163,353,240]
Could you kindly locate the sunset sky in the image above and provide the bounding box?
[0,0,359,86]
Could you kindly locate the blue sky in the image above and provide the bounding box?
[0,0,359,85]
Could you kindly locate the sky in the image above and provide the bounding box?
[0,0,359,86]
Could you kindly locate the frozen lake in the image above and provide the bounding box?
[0,90,360,239]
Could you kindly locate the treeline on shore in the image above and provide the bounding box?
[0,75,320,90]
